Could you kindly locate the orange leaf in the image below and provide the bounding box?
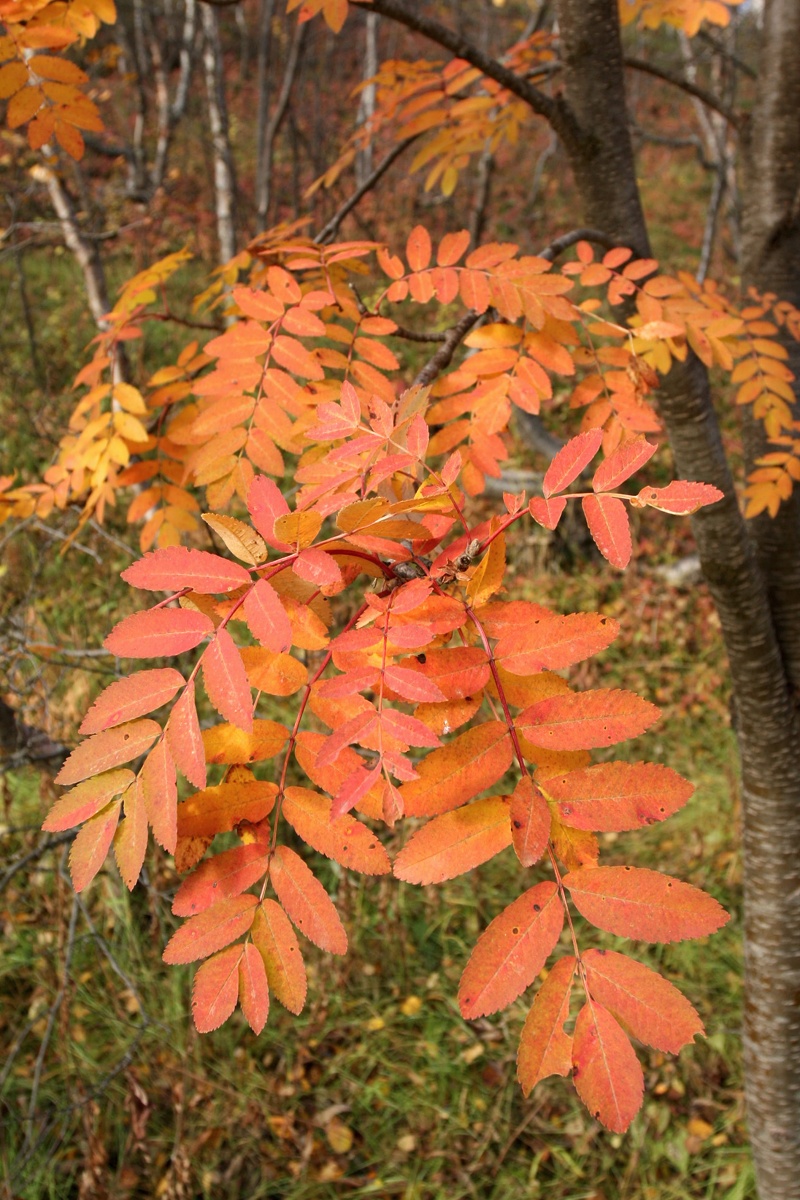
[104,608,214,659]
[252,899,308,1014]
[202,629,253,733]
[163,894,258,964]
[437,229,470,266]
[394,794,512,886]
[542,429,603,497]
[114,779,148,891]
[43,768,134,831]
[140,737,178,853]
[583,949,704,1054]
[545,761,693,831]
[396,647,489,700]
[172,844,270,917]
[269,844,348,955]
[167,681,206,789]
[633,481,723,514]
[517,689,661,751]
[241,648,308,696]
[572,1001,644,1133]
[122,546,251,594]
[517,956,576,1095]
[55,719,161,786]
[80,668,184,735]
[591,438,657,492]
[399,721,513,817]
[496,612,618,675]
[69,801,122,892]
[191,945,242,1033]
[202,719,288,764]
[176,776,277,839]
[243,578,292,652]
[564,866,729,942]
[582,494,632,568]
[281,786,391,875]
[406,225,432,272]
[510,776,551,867]
[458,881,563,1019]
[239,942,270,1034]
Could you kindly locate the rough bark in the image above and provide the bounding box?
[555,4,800,1196]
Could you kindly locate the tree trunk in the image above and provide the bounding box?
[201,3,238,264]
[556,3,800,1195]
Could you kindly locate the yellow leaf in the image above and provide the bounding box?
[202,513,267,565]
[401,995,423,1017]
[466,533,505,607]
[273,510,323,549]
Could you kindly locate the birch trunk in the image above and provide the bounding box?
[201,3,237,264]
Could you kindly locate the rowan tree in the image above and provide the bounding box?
[2,1,799,1196]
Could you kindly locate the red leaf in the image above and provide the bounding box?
[281,787,391,875]
[55,719,161,786]
[293,547,343,587]
[252,899,307,1014]
[43,768,134,831]
[140,737,178,853]
[394,795,512,886]
[239,942,270,1034]
[247,475,291,549]
[172,844,270,917]
[529,496,567,530]
[510,776,551,867]
[380,709,441,749]
[104,608,213,658]
[192,945,242,1033]
[382,665,447,704]
[572,1001,644,1132]
[633,481,724,514]
[542,429,604,497]
[163,894,258,964]
[243,578,292,653]
[517,689,661,751]
[122,547,251,594]
[69,801,122,892]
[545,761,693,831]
[114,778,148,891]
[317,669,379,699]
[583,949,704,1054]
[563,866,730,942]
[330,762,383,820]
[582,494,632,569]
[517,956,576,1095]
[458,881,564,1019]
[269,844,348,955]
[315,710,379,767]
[496,612,619,675]
[592,438,657,492]
[203,629,253,732]
[167,680,206,789]
[400,721,513,818]
[80,668,184,735]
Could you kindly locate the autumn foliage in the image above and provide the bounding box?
[4,0,790,1141]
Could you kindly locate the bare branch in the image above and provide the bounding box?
[538,226,618,261]
[413,310,482,388]
[315,136,419,244]
[624,55,740,128]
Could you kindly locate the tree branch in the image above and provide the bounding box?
[624,55,740,128]
[315,135,419,244]
[351,0,583,151]
[413,310,482,388]
[538,226,618,261]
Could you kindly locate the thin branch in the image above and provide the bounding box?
[696,28,756,79]
[351,0,582,151]
[0,833,74,893]
[624,55,740,128]
[314,135,419,244]
[413,310,482,388]
[538,226,618,261]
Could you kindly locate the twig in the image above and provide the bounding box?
[314,136,419,244]
[624,55,740,128]
[0,833,74,893]
[29,520,102,564]
[538,226,618,261]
